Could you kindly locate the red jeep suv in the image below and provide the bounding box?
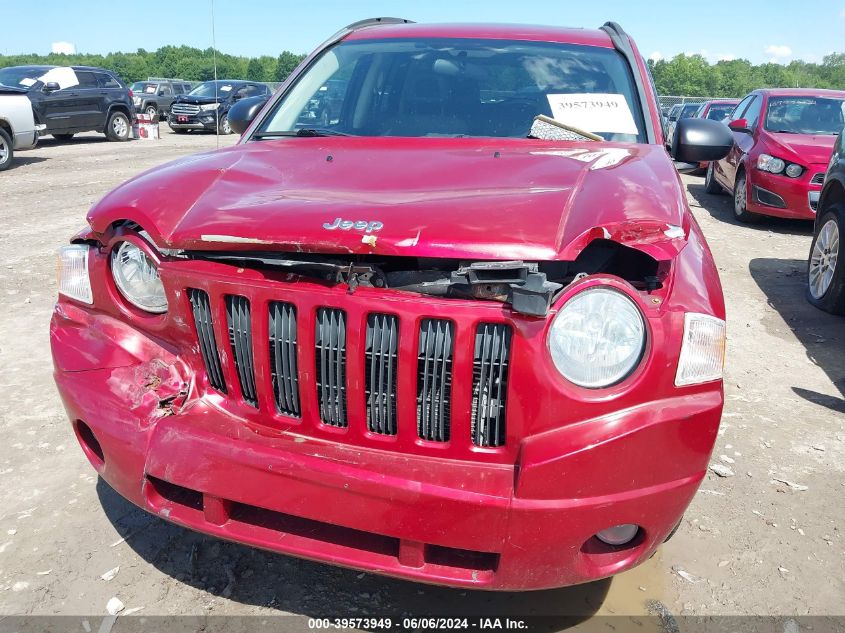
[706,88,845,222]
[51,18,732,590]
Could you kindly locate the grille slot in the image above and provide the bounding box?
[269,302,300,417]
[188,289,227,393]
[471,323,512,447]
[365,314,399,435]
[810,172,825,185]
[225,295,258,407]
[315,308,348,427]
[417,319,454,442]
[170,103,200,116]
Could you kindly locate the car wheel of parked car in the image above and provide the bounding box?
[704,162,723,194]
[106,111,131,142]
[733,171,759,223]
[144,105,158,120]
[807,205,845,314]
[0,128,13,172]
[52,133,75,141]
[219,114,232,135]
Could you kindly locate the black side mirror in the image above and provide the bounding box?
[43,82,60,93]
[672,117,734,163]
[228,95,269,135]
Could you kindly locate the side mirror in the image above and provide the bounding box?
[228,95,269,135]
[43,82,60,93]
[728,118,750,133]
[671,117,734,164]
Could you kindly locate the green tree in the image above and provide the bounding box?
[275,51,304,82]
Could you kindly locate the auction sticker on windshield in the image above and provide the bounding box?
[546,93,638,135]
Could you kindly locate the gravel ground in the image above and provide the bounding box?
[0,129,842,625]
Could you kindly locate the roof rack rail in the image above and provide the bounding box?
[341,17,414,31]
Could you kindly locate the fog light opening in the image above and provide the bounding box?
[595,524,640,546]
[75,420,105,468]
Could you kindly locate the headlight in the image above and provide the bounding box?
[675,313,726,386]
[57,244,93,304]
[111,241,168,313]
[785,163,803,178]
[199,103,219,111]
[547,287,646,388]
[757,153,785,174]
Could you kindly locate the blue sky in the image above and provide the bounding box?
[3,0,844,65]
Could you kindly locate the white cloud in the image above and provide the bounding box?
[648,51,663,62]
[764,44,792,59]
[51,41,76,55]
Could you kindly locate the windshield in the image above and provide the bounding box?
[189,81,234,98]
[765,96,845,135]
[706,104,736,120]
[256,38,646,141]
[0,67,45,89]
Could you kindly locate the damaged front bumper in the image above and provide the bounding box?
[51,293,722,590]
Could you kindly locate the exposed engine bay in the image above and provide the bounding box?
[182,239,664,317]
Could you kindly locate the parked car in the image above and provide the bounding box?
[168,80,271,134]
[0,65,134,141]
[130,80,193,120]
[52,18,732,590]
[664,102,703,149]
[0,84,41,171]
[297,78,347,127]
[807,128,845,314]
[706,88,845,222]
[693,99,740,170]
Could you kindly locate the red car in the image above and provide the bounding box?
[51,19,732,590]
[706,88,845,222]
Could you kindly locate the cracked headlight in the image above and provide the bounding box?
[111,241,168,313]
[548,287,646,388]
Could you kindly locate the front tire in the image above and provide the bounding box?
[704,162,723,194]
[218,114,232,135]
[0,127,13,171]
[106,111,131,141]
[733,170,760,223]
[807,205,845,314]
[144,105,158,120]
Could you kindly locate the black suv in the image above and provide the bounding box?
[0,65,134,141]
[168,80,271,134]
[130,80,194,120]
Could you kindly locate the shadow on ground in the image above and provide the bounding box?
[5,155,49,168]
[686,181,815,237]
[97,479,611,626]
[749,257,845,414]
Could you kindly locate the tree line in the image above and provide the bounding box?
[649,53,845,97]
[0,46,306,84]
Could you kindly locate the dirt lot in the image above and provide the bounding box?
[0,128,843,625]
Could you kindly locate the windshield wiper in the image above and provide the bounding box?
[253,128,352,139]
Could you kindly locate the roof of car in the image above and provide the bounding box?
[754,88,845,98]
[344,22,615,48]
[704,99,741,105]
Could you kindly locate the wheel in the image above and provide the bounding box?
[704,162,723,194]
[106,111,131,141]
[52,133,75,141]
[218,114,232,135]
[732,170,760,223]
[144,105,158,120]
[0,127,13,171]
[807,205,845,314]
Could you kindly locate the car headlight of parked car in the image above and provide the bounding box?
[547,286,646,388]
[110,241,168,313]
[199,103,220,111]
[57,244,93,304]
[757,153,803,178]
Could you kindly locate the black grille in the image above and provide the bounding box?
[315,308,347,427]
[471,323,512,447]
[417,319,453,442]
[269,302,300,417]
[365,314,399,435]
[226,295,258,407]
[811,172,825,185]
[188,289,226,393]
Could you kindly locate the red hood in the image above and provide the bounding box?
[766,132,837,166]
[88,137,688,261]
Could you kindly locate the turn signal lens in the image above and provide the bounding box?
[675,313,726,386]
[57,244,93,304]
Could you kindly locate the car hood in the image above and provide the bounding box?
[173,95,222,106]
[767,132,837,165]
[88,137,689,261]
